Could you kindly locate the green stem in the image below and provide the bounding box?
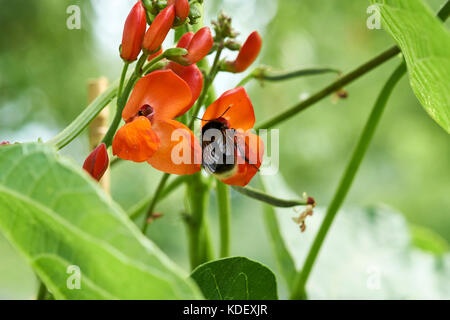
[255,46,401,130]
[216,181,231,257]
[142,173,171,233]
[102,53,149,147]
[117,62,130,98]
[188,44,224,128]
[237,67,341,87]
[186,174,214,269]
[232,185,310,208]
[129,175,187,220]
[290,63,406,300]
[47,82,118,150]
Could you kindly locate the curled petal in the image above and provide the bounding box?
[166,61,203,114]
[184,27,213,64]
[219,132,264,187]
[142,5,175,53]
[121,1,147,62]
[148,120,201,175]
[226,31,262,73]
[112,117,160,162]
[202,87,255,131]
[83,143,109,181]
[122,70,192,121]
[177,32,194,49]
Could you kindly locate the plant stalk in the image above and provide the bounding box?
[290,63,406,300]
[217,181,231,257]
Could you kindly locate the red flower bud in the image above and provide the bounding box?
[174,27,213,65]
[120,1,147,62]
[142,5,175,53]
[225,31,262,73]
[167,0,190,21]
[83,143,109,181]
[176,32,194,49]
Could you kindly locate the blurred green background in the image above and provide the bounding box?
[0,0,448,299]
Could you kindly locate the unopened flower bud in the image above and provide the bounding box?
[171,27,213,65]
[83,143,109,181]
[167,0,189,21]
[120,1,147,62]
[142,5,175,53]
[224,31,262,73]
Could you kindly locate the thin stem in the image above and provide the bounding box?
[290,63,406,300]
[255,46,401,130]
[232,185,310,208]
[188,44,224,128]
[142,173,171,233]
[102,53,149,147]
[117,62,130,98]
[237,67,341,87]
[129,175,187,220]
[216,181,231,257]
[47,83,118,150]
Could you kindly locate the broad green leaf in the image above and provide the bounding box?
[191,257,278,300]
[261,174,450,299]
[0,143,202,300]
[371,0,450,132]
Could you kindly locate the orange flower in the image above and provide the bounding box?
[83,143,109,181]
[167,0,190,21]
[172,27,213,65]
[166,61,203,114]
[224,31,262,73]
[120,1,147,62]
[201,87,264,186]
[112,70,201,175]
[142,5,175,53]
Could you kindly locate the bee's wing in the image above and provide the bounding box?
[202,142,219,173]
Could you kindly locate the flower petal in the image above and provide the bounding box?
[166,61,203,114]
[112,117,160,162]
[202,87,255,131]
[218,132,264,187]
[148,120,201,175]
[177,32,194,49]
[142,5,175,53]
[122,70,192,121]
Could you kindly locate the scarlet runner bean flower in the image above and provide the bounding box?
[83,143,109,181]
[201,87,264,186]
[142,5,175,53]
[112,70,201,175]
[120,1,147,62]
[170,27,213,65]
[167,0,190,21]
[223,31,262,73]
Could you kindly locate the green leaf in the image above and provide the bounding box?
[371,0,450,132]
[0,143,202,300]
[190,257,278,300]
[261,174,450,299]
[410,224,449,255]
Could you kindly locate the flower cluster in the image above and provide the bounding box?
[85,1,264,186]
